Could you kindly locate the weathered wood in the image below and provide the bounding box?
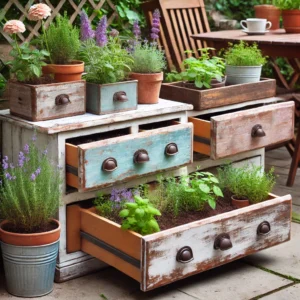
[9,80,86,121]
[160,79,276,111]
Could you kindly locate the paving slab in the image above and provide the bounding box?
[244,222,300,281]
[293,204,300,214]
[261,284,300,300]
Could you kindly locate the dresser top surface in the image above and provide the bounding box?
[0,99,193,134]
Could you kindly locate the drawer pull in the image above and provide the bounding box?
[102,158,118,172]
[165,143,179,156]
[55,94,70,105]
[113,91,128,102]
[257,221,271,235]
[176,246,194,263]
[134,149,149,164]
[251,124,266,138]
[214,233,233,251]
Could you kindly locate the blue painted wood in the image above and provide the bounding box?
[79,124,192,190]
[86,81,138,115]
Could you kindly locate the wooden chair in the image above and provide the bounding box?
[142,0,211,71]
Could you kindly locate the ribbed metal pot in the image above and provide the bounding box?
[1,240,59,298]
[225,65,262,85]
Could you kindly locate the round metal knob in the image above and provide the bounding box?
[214,233,233,251]
[133,149,149,164]
[257,221,271,235]
[165,143,178,156]
[102,158,118,172]
[113,91,128,102]
[176,246,194,263]
[251,124,266,137]
[55,94,70,105]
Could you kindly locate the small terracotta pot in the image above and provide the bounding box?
[130,72,163,104]
[282,10,300,33]
[254,5,281,30]
[0,219,61,246]
[42,60,84,82]
[231,195,250,209]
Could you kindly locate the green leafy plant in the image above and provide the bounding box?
[217,164,276,204]
[0,139,61,233]
[223,41,267,66]
[274,0,300,9]
[166,48,225,88]
[119,195,161,235]
[0,74,7,96]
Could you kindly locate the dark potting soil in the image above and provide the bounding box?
[2,220,58,234]
[12,76,56,85]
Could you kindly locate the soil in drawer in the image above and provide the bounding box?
[189,101,295,160]
[67,193,291,291]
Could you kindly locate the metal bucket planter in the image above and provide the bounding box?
[225,65,262,85]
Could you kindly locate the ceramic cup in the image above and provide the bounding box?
[240,18,272,32]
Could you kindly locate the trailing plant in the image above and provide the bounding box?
[119,195,161,235]
[223,41,267,66]
[217,164,276,204]
[0,139,61,233]
[274,0,300,10]
[166,48,225,89]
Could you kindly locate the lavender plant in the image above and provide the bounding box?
[0,140,61,233]
[80,10,94,41]
[95,16,108,47]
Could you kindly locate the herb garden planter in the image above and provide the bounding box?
[282,10,300,33]
[86,80,138,115]
[67,193,291,291]
[9,80,86,121]
[225,65,262,85]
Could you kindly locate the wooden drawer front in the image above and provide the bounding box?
[142,194,291,291]
[189,101,295,159]
[66,123,193,191]
[86,81,137,115]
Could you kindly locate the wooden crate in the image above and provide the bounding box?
[67,193,292,291]
[9,80,86,121]
[160,79,276,111]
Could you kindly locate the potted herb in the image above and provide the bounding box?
[224,41,267,85]
[217,164,276,208]
[0,139,61,297]
[166,48,225,89]
[78,13,137,115]
[254,1,281,30]
[275,0,300,33]
[129,10,166,104]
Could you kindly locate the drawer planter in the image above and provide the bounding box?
[66,193,292,291]
[160,78,276,111]
[86,80,137,115]
[66,123,193,192]
[189,101,295,159]
[9,80,86,121]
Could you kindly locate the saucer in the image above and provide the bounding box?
[242,29,269,35]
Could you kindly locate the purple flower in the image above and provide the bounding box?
[43,149,48,155]
[24,144,29,154]
[95,16,107,47]
[2,156,8,170]
[35,167,41,175]
[32,135,37,141]
[80,10,95,41]
[151,9,161,40]
[9,163,14,169]
[30,173,36,181]
[18,151,26,167]
[5,172,12,180]
[109,29,119,37]
[110,188,121,203]
[133,20,141,39]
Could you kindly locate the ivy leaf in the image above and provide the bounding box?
[208,198,216,209]
[210,177,219,183]
[195,78,203,88]
[30,64,40,77]
[213,185,224,197]
[199,183,210,193]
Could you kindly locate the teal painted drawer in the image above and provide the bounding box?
[86,80,138,115]
[66,123,193,192]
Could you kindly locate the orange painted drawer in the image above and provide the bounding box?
[189,101,295,159]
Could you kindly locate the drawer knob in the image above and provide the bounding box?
[257,221,271,235]
[251,124,266,138]
[134,149,149,164]
[165,143,179,156]
[214,233,233,251]
[55,94,70,105]
[176,246,194,263]
[114,91,128,102]
[102,158,118,172]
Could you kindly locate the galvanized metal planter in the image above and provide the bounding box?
[86,80,138,115]
[225,65,262,85]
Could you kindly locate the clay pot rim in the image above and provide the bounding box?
[231,195,249,201]
[282,9,300,13]
[45,60,84,67]
[254,4,280,9]
[130,71,163,76]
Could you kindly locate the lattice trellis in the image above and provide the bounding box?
[0,0,119,44]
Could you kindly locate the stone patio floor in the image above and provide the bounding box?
[0,147,299,300]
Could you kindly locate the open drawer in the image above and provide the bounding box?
[66,194,292,291]
[66,123,193,192]
[189,102,295,159]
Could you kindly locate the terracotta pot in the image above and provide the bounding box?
[231,195,250,209]
[254,5,281,30]
[130,72,163,104]
[282,10,300,33]
[42,60,84,82]
[0,219,61,246]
